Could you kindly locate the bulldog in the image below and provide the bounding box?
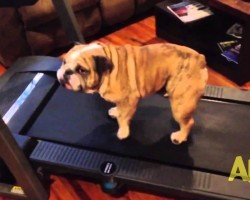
[57,42,208,144]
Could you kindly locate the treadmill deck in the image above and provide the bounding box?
[26,86,250,176]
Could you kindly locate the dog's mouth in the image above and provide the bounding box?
[58,76,98,94]
[59,78,81,92]
[64,82,73,90]
[58,78,70,89]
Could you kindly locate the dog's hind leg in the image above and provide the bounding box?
[168,89,201,145]
[170,112,194,145]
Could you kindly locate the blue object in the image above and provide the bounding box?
[103,182,118,190]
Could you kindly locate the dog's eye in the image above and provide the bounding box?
[77,67,89,75]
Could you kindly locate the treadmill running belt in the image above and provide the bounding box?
[27,86,250,175]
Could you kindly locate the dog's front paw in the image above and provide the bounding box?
[108,107,119,119]
[117,127,130,140]
[170,131,187,145]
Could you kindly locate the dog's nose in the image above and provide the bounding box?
[65,69,74,76]
[63,69,74,81]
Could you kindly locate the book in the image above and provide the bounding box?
[221,43,241,64]
[217,40,238,53]
[166,0,213,23]
[217,40,239,61]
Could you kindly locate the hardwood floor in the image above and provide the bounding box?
[0,14,249,200]
[48,175,176,200]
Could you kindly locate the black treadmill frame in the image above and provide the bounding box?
[0,118,48,200]
[0,56,250,200]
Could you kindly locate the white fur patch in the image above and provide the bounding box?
[70,43,102,60]
[56,68,64,81]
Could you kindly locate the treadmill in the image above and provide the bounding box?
[0,56,249,200]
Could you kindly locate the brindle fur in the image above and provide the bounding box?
[57,42,208,144]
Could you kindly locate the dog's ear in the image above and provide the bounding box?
[93,56,113,76]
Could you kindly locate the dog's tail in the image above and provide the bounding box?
[197,54,209,99]
[199,54,209,85]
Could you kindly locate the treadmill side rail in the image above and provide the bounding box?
[31,141,250,200]
[0,56,62,90]
[0,74,58,134]
[204,85,250,103]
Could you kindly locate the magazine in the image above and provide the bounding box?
[221,43,241,64]
[217,40,238,52]
[166,0,213,23]
[217,40,239,61]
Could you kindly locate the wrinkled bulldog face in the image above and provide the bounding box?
[57,44,113,94]
[57,54,100,94]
